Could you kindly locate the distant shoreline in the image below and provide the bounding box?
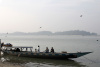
[0,30,97,36]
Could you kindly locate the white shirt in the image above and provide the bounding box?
[37,46,40,53]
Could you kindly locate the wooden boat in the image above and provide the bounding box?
[1,43,12,47]
[2,46,92,59]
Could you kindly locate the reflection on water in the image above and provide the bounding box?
[1,54,86,67]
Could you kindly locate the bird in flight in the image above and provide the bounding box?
[80,15,83,17]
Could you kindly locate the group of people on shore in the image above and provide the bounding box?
[35,45,54,53]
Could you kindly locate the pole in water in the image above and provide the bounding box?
[0,39,1,57]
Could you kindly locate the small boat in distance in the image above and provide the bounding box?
[2,46,92,59]
[1,43,12,47]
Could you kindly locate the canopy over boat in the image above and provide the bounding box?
[2,46,33,52]
[3,46,33,49]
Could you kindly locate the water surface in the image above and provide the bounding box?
[0,35,100,67]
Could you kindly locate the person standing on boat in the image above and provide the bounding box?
[51,47,54,53]
[1,42,4,47]
[37,45,40,53]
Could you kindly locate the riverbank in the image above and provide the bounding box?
[0,62,23,67]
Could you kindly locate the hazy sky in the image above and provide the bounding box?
[0,0,100,34]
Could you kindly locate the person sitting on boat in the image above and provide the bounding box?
[35,49,37,53]
[51,47,54,53]
[16,48,20,52]
[45,47,49,53]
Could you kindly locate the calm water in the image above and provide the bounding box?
[0,35,100,67]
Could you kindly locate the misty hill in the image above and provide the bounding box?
[9,31,53,35]
[54,30,97,35]
[9,30,97,36]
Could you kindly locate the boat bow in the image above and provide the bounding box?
[75,52,92,58]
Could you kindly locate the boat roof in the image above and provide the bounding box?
[4,46,33,48]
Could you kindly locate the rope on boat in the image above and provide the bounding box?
[83,56,96,63]
[18,54,20,57]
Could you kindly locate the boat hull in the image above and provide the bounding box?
[3,51,92,59]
